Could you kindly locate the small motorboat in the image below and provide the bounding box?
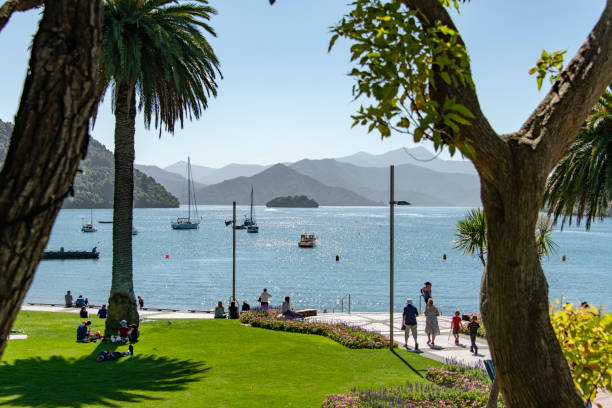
[132,226,138,235]
[298,234,316,248]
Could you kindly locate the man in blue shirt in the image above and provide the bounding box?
[75,295,85,308]
[76,321,91,342]
[402,298,419,350]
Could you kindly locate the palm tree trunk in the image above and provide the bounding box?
[106,81,139,333]
[0,0,102,359]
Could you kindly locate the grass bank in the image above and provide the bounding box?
[0,311,438,407]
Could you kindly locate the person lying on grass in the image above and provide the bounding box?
[96,345,134,361]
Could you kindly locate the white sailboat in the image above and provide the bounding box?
[246,187,259,233]
[81,209,97,233]
[171,157,200,230]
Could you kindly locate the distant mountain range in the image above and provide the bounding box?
[135,146,482,207]
[134,164,206,203]
[165,161,270,185]
[290,158,480,206]
[194,164,379,206]
[0,119,178,208]
[336,146,477,175]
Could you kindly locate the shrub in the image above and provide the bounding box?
[550,300,612,405]
[240,310,393,349]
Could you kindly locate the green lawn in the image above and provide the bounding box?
[0,311,438,407]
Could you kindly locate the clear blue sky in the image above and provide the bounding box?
[0,0,605,168]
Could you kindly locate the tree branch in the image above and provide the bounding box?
[520,0,612,172]
[0,0,43,32]
[401,0,505,180]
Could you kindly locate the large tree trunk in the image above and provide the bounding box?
[0,0,102,358]
[106,82,139,333]
[479,152,584,406]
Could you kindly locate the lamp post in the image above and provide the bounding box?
[389,164,410,349]
[232,201,236,302]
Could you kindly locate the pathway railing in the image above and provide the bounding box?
[332,293,351,314]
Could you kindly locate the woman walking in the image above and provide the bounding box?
[424,298,440,346]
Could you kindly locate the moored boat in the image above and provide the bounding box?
[298,234,316,248]
[171,157,200,230]
[43,247,100,260]
[81,209,97,232]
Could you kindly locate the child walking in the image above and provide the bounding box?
[467,315,480,355]
[451,310,463,345]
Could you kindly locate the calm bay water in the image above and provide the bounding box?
[26,206,611,314]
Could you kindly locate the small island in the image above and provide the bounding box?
[266,195,319,208]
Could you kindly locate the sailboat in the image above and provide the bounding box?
[81,209,97,233]
[171,157,200,230]
[246,187,259,233]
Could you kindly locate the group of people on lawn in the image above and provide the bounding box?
[402,282,481,355]
[214,288,304,319]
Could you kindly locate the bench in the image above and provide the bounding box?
[296,309,317,317]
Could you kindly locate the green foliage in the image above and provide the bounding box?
[454,209,557,265]
[550,301,612,405]
[454,208,486,266]
[265,195,319,208]
[100,0,221,134]
[544,84,612,230]
[528,49,566,90]
[330,0,475,156]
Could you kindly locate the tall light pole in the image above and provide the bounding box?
[389,165,410,349]
[232,201,236,302]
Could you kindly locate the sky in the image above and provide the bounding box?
[0,0,606,168]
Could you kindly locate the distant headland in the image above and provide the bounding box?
[266,195,319,208]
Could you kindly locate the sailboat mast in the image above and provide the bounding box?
[187,157,191,221]
[250,187,253,221]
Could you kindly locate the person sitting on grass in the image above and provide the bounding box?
[96,345,133,362]
[129,324,140,342]
[228,301,239,319]
[281,296,304,319]
[214,301,226,319]
[97,304,107,319]
[80,306,89,318]
[118,320,131,341]
[76,320,92,342]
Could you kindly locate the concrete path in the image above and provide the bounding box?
[309,312,490,366]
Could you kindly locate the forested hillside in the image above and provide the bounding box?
[0,119,178,208]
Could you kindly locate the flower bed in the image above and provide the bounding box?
[322,364,503,407]
[239,309,392,349]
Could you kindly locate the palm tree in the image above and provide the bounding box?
[454,208,486,266]
[99,0,221,332]
[544,84,612,230]
[455,209,557,265]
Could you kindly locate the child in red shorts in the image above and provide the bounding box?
[451,310,463,345]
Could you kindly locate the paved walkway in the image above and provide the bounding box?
[309,312,490,366]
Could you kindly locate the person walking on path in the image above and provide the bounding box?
[424,298,440,346]
[467,315,480,355]
[64,290,73,307]
[451,310,463,345]
[420,282,432,304]
[138,296,144,310]
[402,298,419,350]
[258,288,272,309]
